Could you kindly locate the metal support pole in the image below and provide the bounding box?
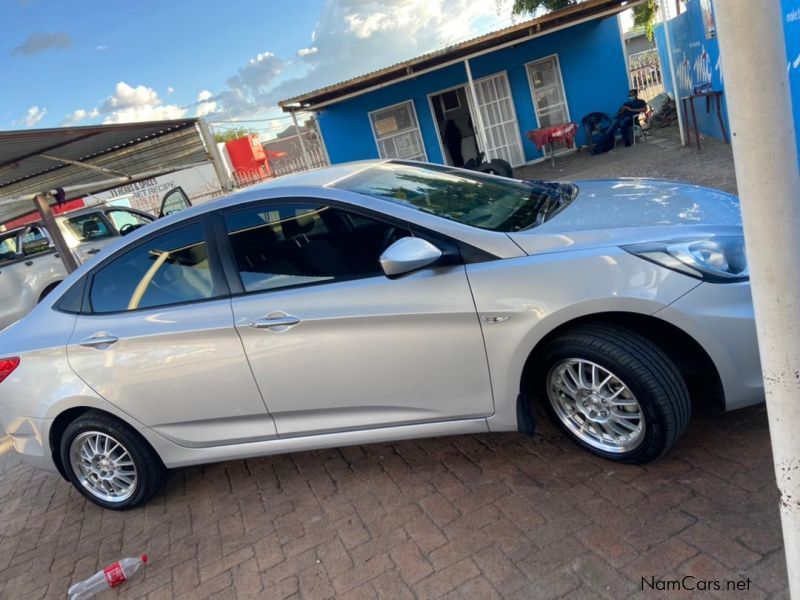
[715,1,800,595]
[291,109,313,170]
[659,0,686,145]
[464,59,489,156]
[34,194,79,273]
[197,119,234,193]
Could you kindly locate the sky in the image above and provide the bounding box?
[1,0,524,138]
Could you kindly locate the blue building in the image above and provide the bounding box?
[280,0,636,169]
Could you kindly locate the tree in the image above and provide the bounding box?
[633,0,659,40]
[212,127,258,143]
[512,0,573,17]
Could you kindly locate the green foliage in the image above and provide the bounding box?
[511,0,574,17]
[212,127,258,143]
[633,0,659,41]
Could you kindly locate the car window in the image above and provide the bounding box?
[106,209,152,235]
[0,232,19,264]
[21,226,52,257]
[224,203,408,293]
[63,213,114,242]
[89,223,218,313]
[332,160,560,232]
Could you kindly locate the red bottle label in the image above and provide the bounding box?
[103,562,127,587]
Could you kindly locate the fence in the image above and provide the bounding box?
[629,49,665,103]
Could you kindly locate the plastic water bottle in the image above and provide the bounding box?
[67,554,148,599]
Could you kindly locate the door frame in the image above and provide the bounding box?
[367,99,428,162]
[468,70,527,168]
[427,82,473,167]
[525,53,574,158]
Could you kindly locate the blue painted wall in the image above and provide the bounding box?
[318,15,631,166]
[653,0,728,141]
[655,0,800,157]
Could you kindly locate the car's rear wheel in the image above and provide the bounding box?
[60,411,166,510]
[537,323,690,463]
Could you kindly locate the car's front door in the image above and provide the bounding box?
[67,219,276,447]
[221,201,493,437]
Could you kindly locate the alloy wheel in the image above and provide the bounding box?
[69,431,138,503]
[546,358,645,453]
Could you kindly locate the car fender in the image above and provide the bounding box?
[464,248,701,431]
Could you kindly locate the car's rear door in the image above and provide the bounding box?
[67,218,276,447]
[220,199,494,437]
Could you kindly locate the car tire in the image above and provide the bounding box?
[536,323,690,464]
[476,159,513,178]
[38,282,61,303]
[59,410,167,510]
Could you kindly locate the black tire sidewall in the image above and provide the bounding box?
[59,413,163,510]
[538,338,674,463]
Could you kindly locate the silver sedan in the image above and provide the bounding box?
[0,160,762,509]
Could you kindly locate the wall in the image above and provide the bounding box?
[656,0,800,155]
[782,0,800,162]
[317,15,631,166]
[653,0,728,141]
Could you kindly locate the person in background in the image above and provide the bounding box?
[592,88,648,154]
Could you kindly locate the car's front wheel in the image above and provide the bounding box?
[60,411,167,510]
[537,323,690,463]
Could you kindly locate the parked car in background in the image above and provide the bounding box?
[0,188,193,330]
[0,160,762,509]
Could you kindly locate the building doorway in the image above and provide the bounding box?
[429,86,479,167]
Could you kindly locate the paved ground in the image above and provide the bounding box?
[0,130,788,599]
[515,125,738,195]
[0,407,786,599]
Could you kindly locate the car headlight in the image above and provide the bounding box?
[622,236,749,283]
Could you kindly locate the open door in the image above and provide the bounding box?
[159,186,192,217]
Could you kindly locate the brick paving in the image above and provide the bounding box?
[0,405,787,599]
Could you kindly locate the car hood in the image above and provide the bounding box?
[508,178,743,255]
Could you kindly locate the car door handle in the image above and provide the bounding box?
[79,332,119,349]
[86,248,101,255]
[248,314,301,332]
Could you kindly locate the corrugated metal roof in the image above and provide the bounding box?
[0,119,213,224]
[279,0,640,111]
[0,119,207,197]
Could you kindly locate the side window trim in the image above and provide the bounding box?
[81,214,228,315]
[214,197,466,300]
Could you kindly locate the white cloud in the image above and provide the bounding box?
[96,45,108,51]
[167,86,175,94]
[62,107,99,125]
[195,89,219,117]
[297,46,319,57]
[98,81,186,123]
[21,105,46,127]
[189,0,516,122]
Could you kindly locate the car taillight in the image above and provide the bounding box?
[0,358,19,384]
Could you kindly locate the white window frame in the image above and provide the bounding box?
[367,100,428,162]
[525,53,572,129]
[469,70,526,168]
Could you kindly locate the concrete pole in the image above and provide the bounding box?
[291,109,313,170]
[714,1,800,594]
[34,194,79,273]
[464,59,490,157]
[658,0,686,145]
[197,119,235,193]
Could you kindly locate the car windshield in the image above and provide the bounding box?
[332,161,571,232]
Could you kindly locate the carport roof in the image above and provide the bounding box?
[0,118,210,223]
[279,0,642,111]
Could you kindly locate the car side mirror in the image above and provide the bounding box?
[380,237,443,277]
